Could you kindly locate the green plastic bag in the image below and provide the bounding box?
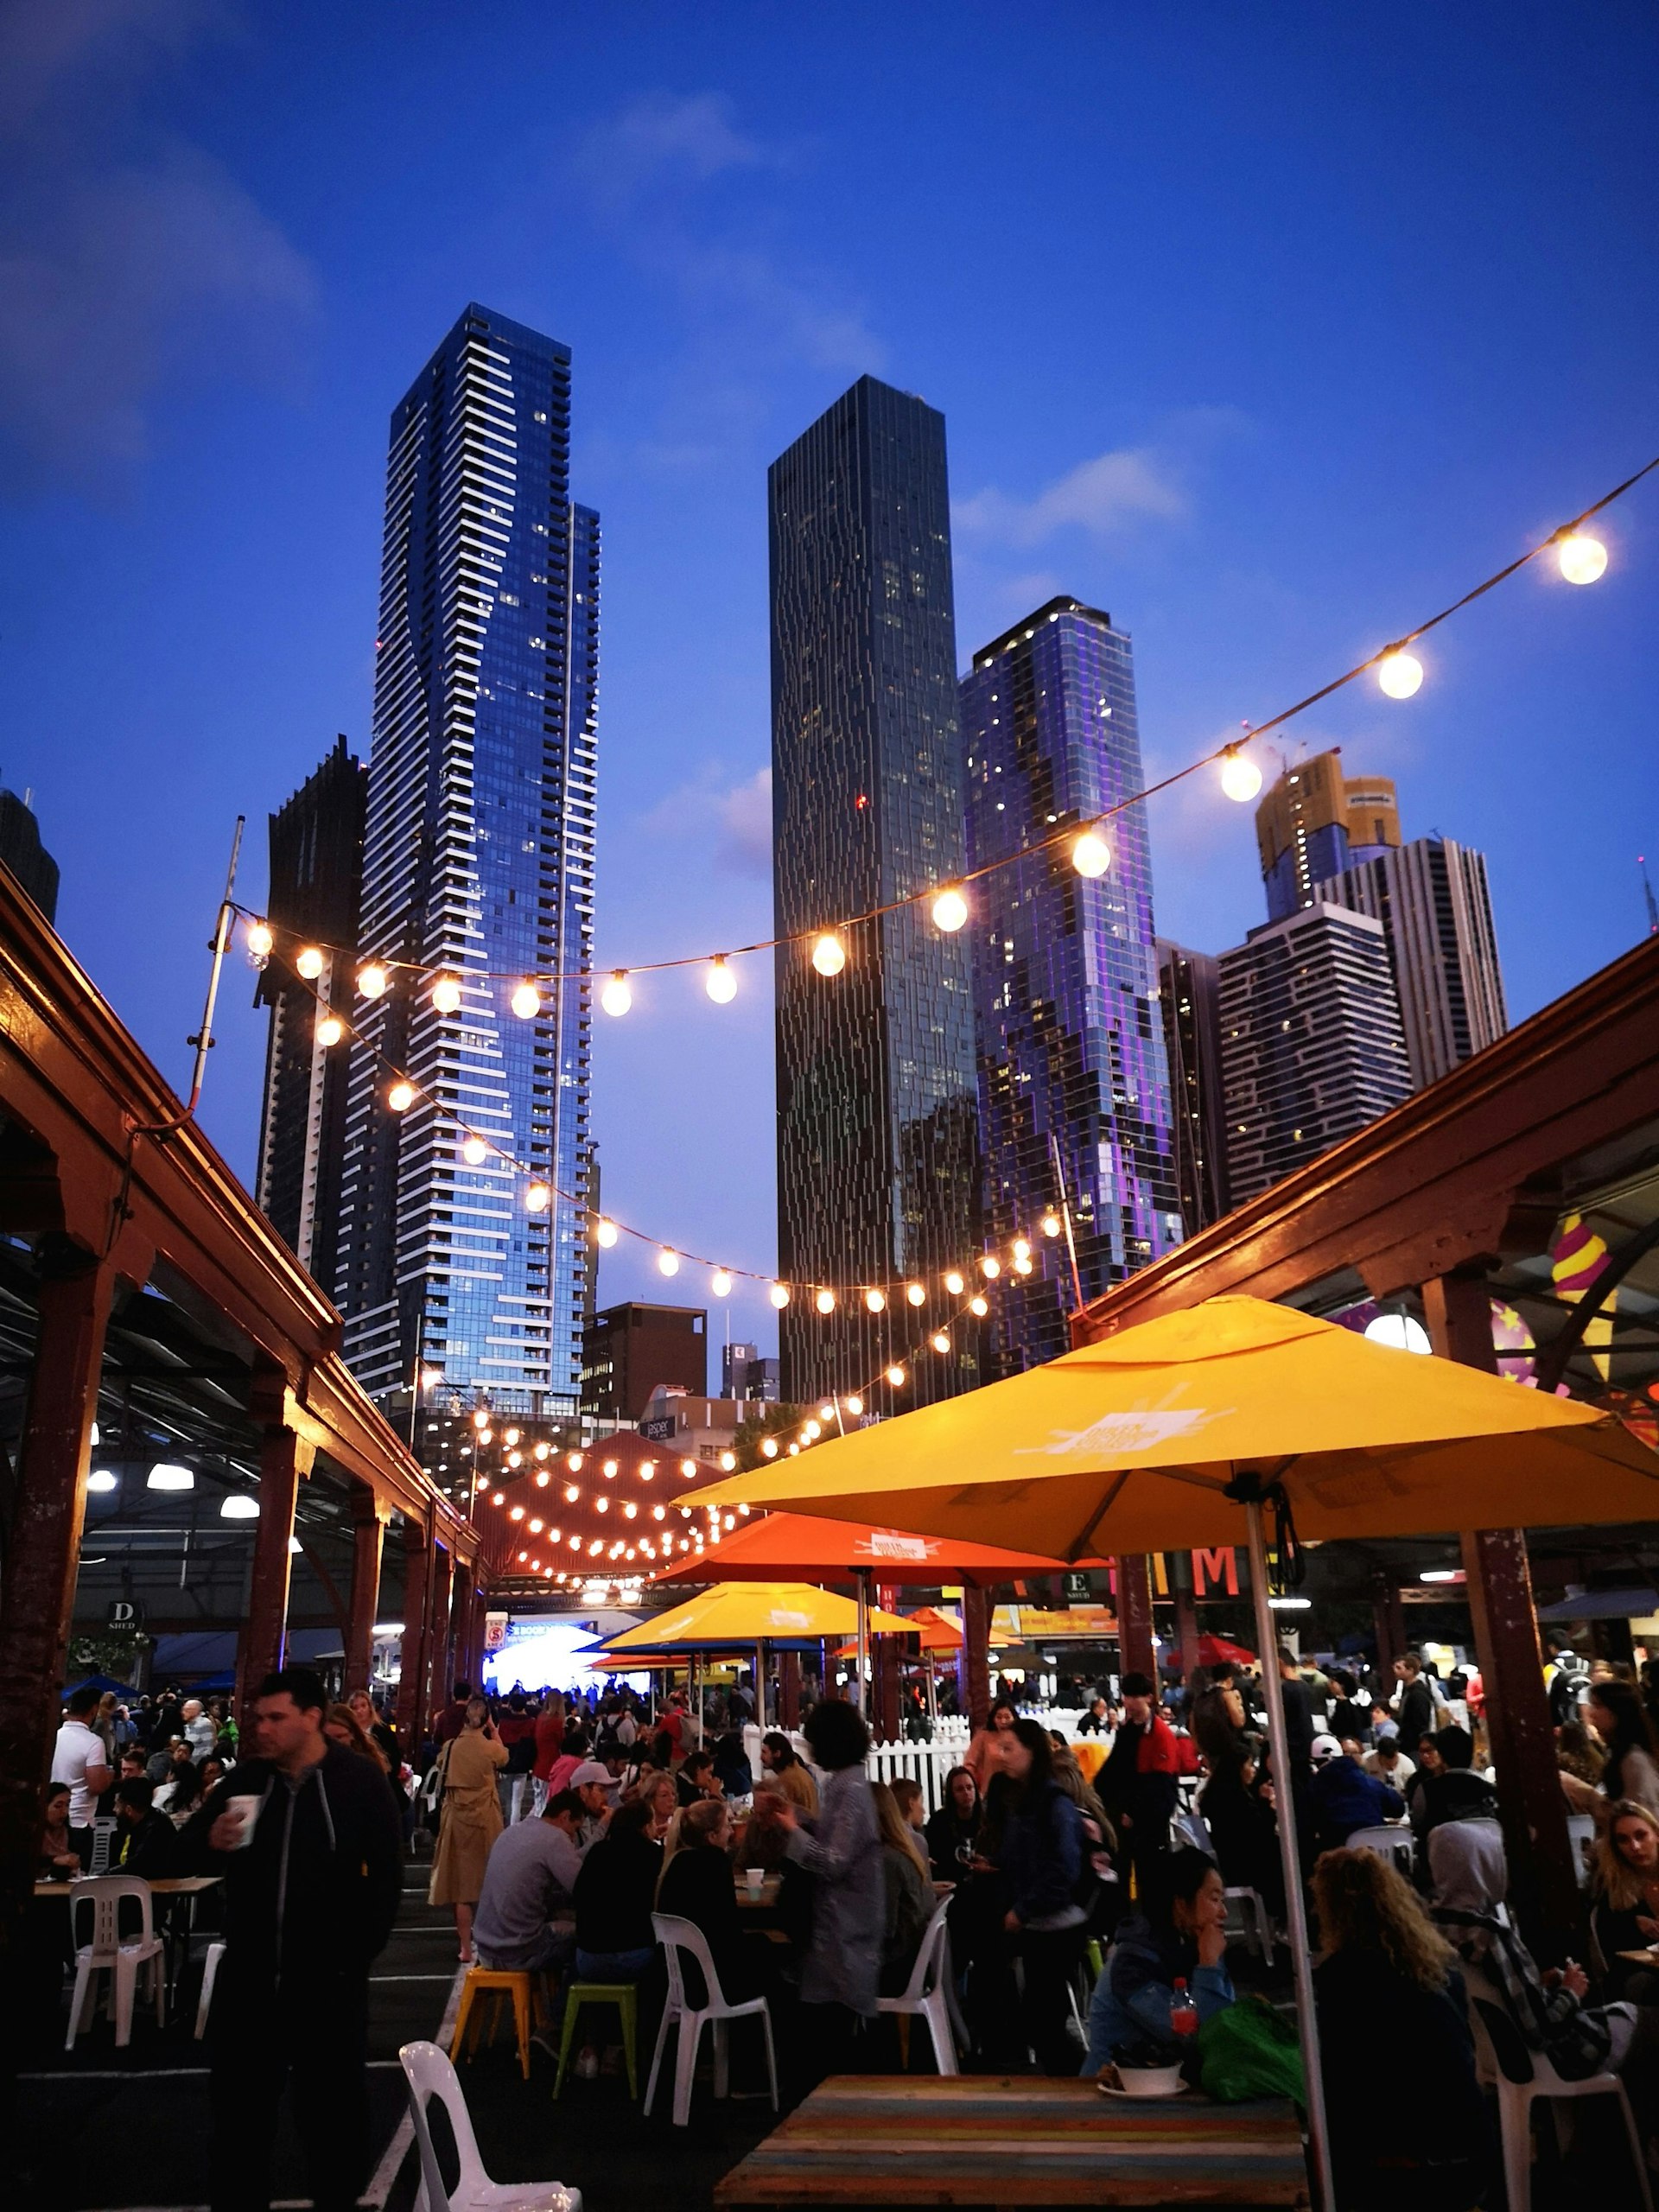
[1195,1995,1306,2104]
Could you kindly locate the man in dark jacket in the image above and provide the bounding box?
[1392,1652,1438,1751]
[1308,1738,1406,1853]
[113,1777,181,1877]
[188,1665,402,2212]
[1408,1725,1499,1842]
[1099,1672,1179,1887]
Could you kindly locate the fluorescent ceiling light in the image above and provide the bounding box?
[372,1622,404,1637]
[288,1535,303,1554]
[219,1495,259,1519]
[90,1421,99,1448]
[147,1463,194,1491]
[1420,1569,1465,1584]
[86,1470,118,1494]
[1268,1595,1312,1610]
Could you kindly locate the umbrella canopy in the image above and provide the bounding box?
[599,1581,916,1653]
[695,1296,1659,1554]
[649,1509,1075,1587]
[1197,1632,1258,1669]
[833,1605,963,1660]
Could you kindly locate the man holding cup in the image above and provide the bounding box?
[187,1665,402,2212]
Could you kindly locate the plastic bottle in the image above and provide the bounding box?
[1170,1976,1199,2039]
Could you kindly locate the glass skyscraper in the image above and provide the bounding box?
[336,303,599,1427]
[769,375,982,1408]
[961,597,1182,1370]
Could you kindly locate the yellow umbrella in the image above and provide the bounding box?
[694,1295,1659,1554]
[597,1580,915,1651]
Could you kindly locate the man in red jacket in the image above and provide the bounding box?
[1099,1671,1181,1888]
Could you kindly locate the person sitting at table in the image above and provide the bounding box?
[871,1781,932,1994]
[677,1749,723,1808]
[39,1781,83,1876]
[159,1759,207,1827]
[474,1787,582,1974]
[925,1766,981,1881]
[1077,1693,1112,1736]
[572,1796,661,1981]
[1590,1681,1659,1815]
[712,1730,754,1798]
[1310,1735,1405,1853]
[1313,1847,1486,2211]
[1362,1735,1415,1791]
[1408,1726,1498,1842]
[1197,1743,1284,1917]
[113,1777,181,1878]
[758,1732,818,1815]
[1592,1800,1659,2005]
[889,1776,928,1848]
[658,1796,763,2001]
[1081,1850,1236,2075]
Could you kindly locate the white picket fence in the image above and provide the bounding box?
[740,1707,1096,1820]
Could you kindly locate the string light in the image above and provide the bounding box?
[601,970,632,1016]
[944,1270,965,1297]
[769,1282,790,1309]
[886,1363,906,1387]
[357,963,388,999]
[1219,746,1262,803]
[1071,831,1112,878]
[980,1255,1001,1280]
[511,979,541,1020]
[658,1248,679,1276]
[969,1294,989,1317]
[1559,531,1607,584]
[1377,648,1423,700]
[316,1014,344,1047]
[461,1136,489,1166]
[906,1282,926,1306]
[246,920,274,959]
[1041,1213,1062,1238]
[931,1331,951,1354]
[819,1404,836,1421]
[931,887,969,932]
[845,1394,863,1416]
[296,944,325,980]
[761,1437,779,1459]
[865,1288,886,1313]
[709,1267,732,1297]
[811,933,846,976]
[387,1080,416,1112]
[815,1288,836,1314]
[594,1218,619,1247]
[525,1180,550,1211]
[1014,1254,1033,1274]
[431,974,462,1014]
[706,957,737,1003]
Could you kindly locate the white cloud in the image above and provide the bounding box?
[579,91,766,211]
[636,763,774,880]
[955,446,1185,547]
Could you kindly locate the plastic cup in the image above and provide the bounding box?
[225,1791,264,1849]
[745,1866,765,1897]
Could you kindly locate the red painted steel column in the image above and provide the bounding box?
[345,1489,387,1693]
[0,1243,116,1860]
[1173,1575,1202,1686]
[778,1649,801,1728]
[960,1586,992,1723]
[425,1545,454,1727]
[235,1423,308,1723]
[1116,1555,1157,1682]
[1370,1572,1407,1681]
[448,1559,474,1688]
[396,1516,432,1747]
[1423,1268,1580,1942]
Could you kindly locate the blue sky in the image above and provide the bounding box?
[1,2,1655,1361]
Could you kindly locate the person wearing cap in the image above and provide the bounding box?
[1309,1733,1406,1855]
[567,1758,615,1852]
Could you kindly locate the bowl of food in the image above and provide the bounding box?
[1099,2043,1188,2098]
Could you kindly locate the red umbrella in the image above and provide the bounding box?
[647,1509,1077,1589]
[1198,1631,1257,1668]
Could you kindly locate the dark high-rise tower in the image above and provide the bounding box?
[336,304,599,1427]
[1157,938,1230,1236]
[255,736,367,1291]
[0,786,60,923]
[963,598,1182,1370]
[769,376,981,1408]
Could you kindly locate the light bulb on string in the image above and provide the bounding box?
[931,1331,951,1355]
[316,1014,344,1047]
[246,919,274,961]
[1558,531,1607,585]
[511,979,541,1020]
[594,1217,619,1247]
[804,1421,821,1440]
[815,1288,836,1315]
[980,1255,1001,1280]
[387,1081,416,1113]
[865,1288,886,1313]
[711,1268,732,1298]
[706,957,737,1003]
[906,1282,925,1306]
[1377,648,1423,700]
[357,962,388,1000]
[1219,746,1262,803]
[431,974,462,1014]
[601,970,632,1016]
[931,887,969,932]
[819,1404,836,1421]
[1041,1212,1062,1238]
[461,1135,489,1166]
[885,1363,906,1387]
[524,1180,550,1212]
[1014,1255,1033,1275]
[969,1294,989,1317]
[1012,1238,1031,1262]
[296,944,325,981]
[1071,832,1111,879]
[944,1270,965,1297]
[845,1394,863,1416]
[761,1437,779,1459]
[810,933,846,976]
[769,1282,790,1309]
[658,1248,679,1277]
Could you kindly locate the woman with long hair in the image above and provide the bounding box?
[1590,1681,1659,1813]
[925,1765,982,1880]
[995,1719,1088,2072]
[1313,1848,1485,2210]
[768,1698,884,2063]
[658,1795,762,2001]
[1593,1799,1659,2003]
[428,1695,507,1961]
[871,1779,932,1990]
[1082,1850,1235,2075]
[964,1695,1020,1794]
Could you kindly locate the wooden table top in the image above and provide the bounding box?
[34,1874,221,1899]
[715,2075,1309,2206]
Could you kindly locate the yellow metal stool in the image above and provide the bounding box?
[449,1966,549,2082]
[552,1980,639,2099]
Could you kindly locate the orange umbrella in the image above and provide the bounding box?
[647,1508,1076,1587]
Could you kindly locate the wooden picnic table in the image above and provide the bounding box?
[33,1875,221,1900]
[714,2075,1309,2207]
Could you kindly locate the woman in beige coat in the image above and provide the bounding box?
[429,1696,507,1960]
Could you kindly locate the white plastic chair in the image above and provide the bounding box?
[645,1912,779,2128]
[86,1818,120,1876]
[66,1876,165,2049]
[1222,1886,1275,1961]
[1566,1813,1596,1888]
[1464,1975,1652,2212]
[876,1893,959,2075]
[400,2038,582,2212]
[1347,1823,1414,1878]
[194,1939,226,2038]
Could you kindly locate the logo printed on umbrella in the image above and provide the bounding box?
[766,1609,814,1631]
[858,1533,938,1560]
[1016,1407,1217,1457]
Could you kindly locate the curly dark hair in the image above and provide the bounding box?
[802,1696,870,1770]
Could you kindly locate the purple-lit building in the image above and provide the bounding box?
[961,597,1182,1371]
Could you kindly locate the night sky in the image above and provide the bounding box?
[2,3,1655,1361]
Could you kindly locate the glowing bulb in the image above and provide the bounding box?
[535,1471,550,1487]
[761,1437,779,1459]
[865,1287,886,1313]
[246,920,274,959]
[510,1505,524,1522]
[507,1450,522,1469]
[601,970,632,1017]
[769,1281,790,1309]
[820,1404,836,1422]
[931,1331,951,1354]
[980,1255,1001,1280]
[906,1281,925,1306]
[624,1501,637,1519]
[711,1268,733,1298]
[677,1459,695,1477]
[658,1248,679,1276]
[1012,1238,1031,1262]
[1558,531,1607,585]
[810,933,846,977]
[594,1217,619,1248]
[931,887,969,932]
[706,957,737,1003]
[815,1287,836,1314]
[296,944,325,981]
[1014,1255,1033,1275]
[1071,832,1111,879]
[944,1270,965,1297]
[787,1441,800,1457]
[316,1014,344,1047]
[357,963,388,1000]
[431,974,462,1014]
[719,1451,736,1471]
[474,1410,490,1430]
[845,1394,863,1416]
[969,1294,989,1317]
[461,1136,488,1166]
[595,1497,608,1514]
[564,1484,580,1503]
[805,1420,822,1440]
[524,1180,550,1212]
[387,1080,416,1113]
[534,1442,550,1459]
[480,1428,493,1446]
[1219,747,1262,804]
[885,1363,906,1388]
[491,1491,504,1505]
[527,1516,542,1534]
[603,1459,618,1478]
[1041,1212,1062,1238]
[567,1452,582,1470]
[1377,649,1423,700]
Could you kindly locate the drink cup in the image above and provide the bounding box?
[745,1866,766,1897]
[225,1791,264,1849]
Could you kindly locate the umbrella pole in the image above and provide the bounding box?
[1246,1499,1334,2212]
[856,1570,871,1720]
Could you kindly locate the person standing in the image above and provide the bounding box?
[181,1698,217,1762]
[1391,1653,1438,1753]
[995,1720,1088,2072]
[51,1685,113,1829]
[771,1699,884,2071]
[1275,1647,1317,1867]
[429,1695,507,1962]
[188,1667,401,2212]
[1099,1672,1180,1888]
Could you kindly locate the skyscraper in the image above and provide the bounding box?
[1313,836,1507,1089]
[1255,750,1399,922]
[962,597,1181,1370]
[770,375,981,1408]
[1219,902,1411,1204]
[0,785,60,924]
[1156,938,1230,1236]
[255,736,367,1292]
[336,304,599,1428]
